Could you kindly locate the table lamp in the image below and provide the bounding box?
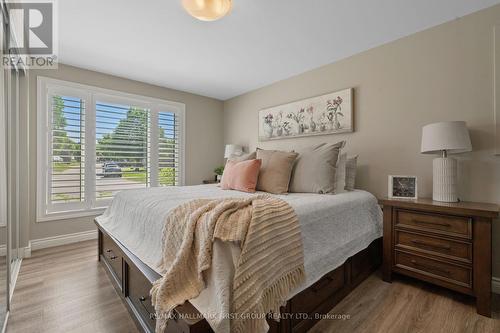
[224,144,243,159]
[421,121,472,202]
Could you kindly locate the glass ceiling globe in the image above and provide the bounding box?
[182,0,232,21]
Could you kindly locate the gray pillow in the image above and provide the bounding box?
[345,155,358,191]
[334,152,347,194]
[289,141,345,194]
[256,149,298,194]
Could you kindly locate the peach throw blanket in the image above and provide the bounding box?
[150,195,305,333]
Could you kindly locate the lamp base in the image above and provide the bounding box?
[432,157,458,203]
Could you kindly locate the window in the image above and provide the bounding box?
[95,101,149,200]
[37,77,185,221]
[158,111,181,186]
[49,95,86,209]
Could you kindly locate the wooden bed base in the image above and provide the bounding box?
[96,220,382,333]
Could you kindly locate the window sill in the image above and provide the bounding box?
[37,208,107,222]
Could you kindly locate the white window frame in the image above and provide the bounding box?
[37,77,186,222]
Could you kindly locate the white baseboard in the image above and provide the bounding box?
[0,245,31,258]
[492,277,500,294]
[29,229,98,252]
[0,230,97,258]
[19,245,31,258]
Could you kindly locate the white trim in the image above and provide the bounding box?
[492,276,500,294]
[495,25,500,155]
[0,245,30,258]
[19,245,31,259]
[0,229,96,258]
[36,76,186,219]
[37,77,186,110]
[36,207,105,222]
[29,229,98,251]
[0,18,5,228]
[36,77,47,220]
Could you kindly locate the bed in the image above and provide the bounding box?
[95,184,383,333]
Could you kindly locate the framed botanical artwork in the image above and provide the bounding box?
[388,175,418,200]
[258,88,353,141]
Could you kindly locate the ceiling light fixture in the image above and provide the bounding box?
[182,0,232,21]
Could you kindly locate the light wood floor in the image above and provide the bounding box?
[6,240,500,333]
[310,273,500,333]
[7,240,138,333]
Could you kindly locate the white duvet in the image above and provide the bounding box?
[96,185,382,332]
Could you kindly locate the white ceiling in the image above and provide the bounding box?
[59,0,500,100]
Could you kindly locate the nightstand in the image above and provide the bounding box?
[379,198,498,317]
[203,179,219,184]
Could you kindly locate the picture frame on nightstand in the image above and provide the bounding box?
[388,175,418,199]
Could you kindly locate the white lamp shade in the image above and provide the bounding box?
[224,144,243,158]
[421,121,472,154]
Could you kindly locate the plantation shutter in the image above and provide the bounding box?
[158,110,181,186]
[95,101,150,201]
[38,78,185,220]
[48,94,86,211]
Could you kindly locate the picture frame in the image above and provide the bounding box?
[258,88,353,141]
[388,175,418,200]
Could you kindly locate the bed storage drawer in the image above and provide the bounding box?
[126,263,197,333]
[290,265,345,323]
[351,238,383,284]
[126,262,156,332]
[101,232,123,285]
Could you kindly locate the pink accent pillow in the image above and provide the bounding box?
[220,159,262,193]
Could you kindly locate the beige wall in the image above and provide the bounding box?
[20,64,224,246]
[224,5,500,276]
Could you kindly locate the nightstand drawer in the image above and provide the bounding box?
[395,230,472,263]
[395,251,472,288]
[395,209,471,239]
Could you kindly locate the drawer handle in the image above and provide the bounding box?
[410,259,451,276]
[139,296,150,312]
[109,255,117,260]
[410,239,451,251]
[312,276,334,292]
[139,296,160,320]
[105,249,112,253]
[413,219,451,228]
[139,296,152,315]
